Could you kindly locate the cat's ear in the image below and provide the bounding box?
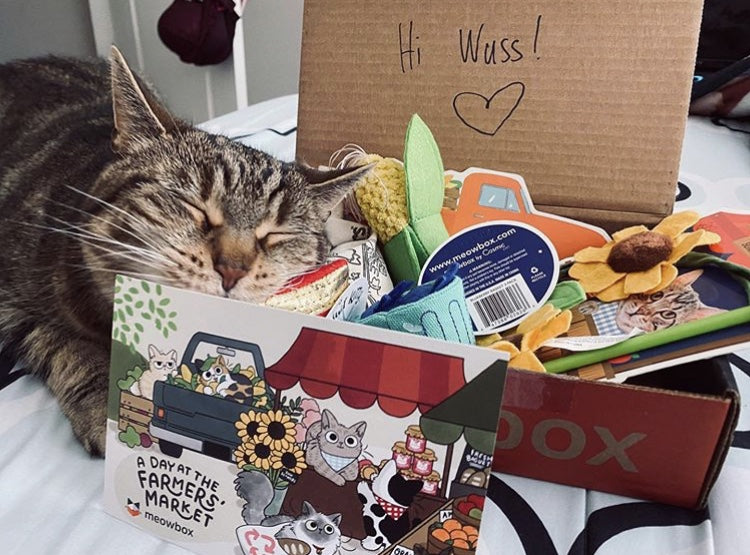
[148,344,158,358]
[321,409,334,428]
[329,513,342,526]
[217,355,225,365]
[352,421,367,438]
[301,501,315,516]
[297,163,374,217]
[673,269,703,287]
[109,45,176,151]
[167,349,177,362]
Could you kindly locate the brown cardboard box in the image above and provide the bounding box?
[494,358,739,508]
[296,0,704,231]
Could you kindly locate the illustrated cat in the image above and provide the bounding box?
[615,269,726,333]
[270,501,342,555]
[234,473,342,555]
[305,409,367,487]
[0,48,369,455]
[196,354,236,397]
[129,344,177,400]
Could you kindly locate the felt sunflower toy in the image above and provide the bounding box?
[569,211,720,302]
[346,114,450,283]
[484,304,573,372]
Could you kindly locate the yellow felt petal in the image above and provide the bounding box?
[693,230,721,246]
[510,350,547,372]
[516,304,559,335]
[489,340,521,357]
[645,264,679,293]
[612,225,648,242]
[574,244,613,263]
[596,280,628,302]
[652,211,700,239]
[624,264,663,294]
[476,333,502,347]
[667,230,711,263]
[569,262,625,293]
[521,310,572,351]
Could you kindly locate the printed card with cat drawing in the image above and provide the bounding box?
[103,276,508,555]
[537,265,750,381]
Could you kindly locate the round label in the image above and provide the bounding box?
[420,222,559,334]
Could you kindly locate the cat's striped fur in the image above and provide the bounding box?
[0,47,368,455]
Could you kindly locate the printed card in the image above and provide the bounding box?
[103,277,507,554]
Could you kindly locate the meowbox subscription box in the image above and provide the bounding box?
[103,276,508,554]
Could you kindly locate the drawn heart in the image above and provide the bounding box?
[453,82,526,136]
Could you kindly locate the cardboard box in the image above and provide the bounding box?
[296,0,703,231]
[493,357,739,508]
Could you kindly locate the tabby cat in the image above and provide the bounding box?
[0,47,369,455]
[615,269,725,333]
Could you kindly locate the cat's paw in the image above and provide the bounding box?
[68,390,108,457]
[332,475,346,487]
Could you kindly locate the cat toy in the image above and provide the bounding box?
[569,211,721,301]
[340,114,450,284]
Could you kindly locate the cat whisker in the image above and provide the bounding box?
[42,215,175,266]
[44,197,168,256]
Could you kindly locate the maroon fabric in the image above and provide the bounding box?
[158,0,239,66]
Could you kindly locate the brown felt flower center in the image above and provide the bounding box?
[607,231,673,273]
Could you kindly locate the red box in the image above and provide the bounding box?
[493,358,739,508]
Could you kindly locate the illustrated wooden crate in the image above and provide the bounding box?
[119,390,158,443]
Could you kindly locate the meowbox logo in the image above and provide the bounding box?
[126,498,141,517]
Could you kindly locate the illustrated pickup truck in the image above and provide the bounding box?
[442,169,608,259]
[150,332,268,461]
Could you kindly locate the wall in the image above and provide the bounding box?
[0,0,96,63]
[241,0,303,105]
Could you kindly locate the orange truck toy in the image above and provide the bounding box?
[442,169,609,260]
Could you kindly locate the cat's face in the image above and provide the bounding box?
[148,344,177,376]
[84,48,369,305]
[290,502,341,555]
[199,355,230,385]
[316,409,366,465]
[615,270,717,333]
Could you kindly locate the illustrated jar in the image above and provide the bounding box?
[405,425,426,453]
[420,471,441,495]
[391,441,413,470]
[412,447,437,476]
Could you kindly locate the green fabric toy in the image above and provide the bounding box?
[353,114,450,283]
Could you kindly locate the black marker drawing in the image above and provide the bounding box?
[452,82,526,136]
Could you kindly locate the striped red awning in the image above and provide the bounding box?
[265,328,466,418]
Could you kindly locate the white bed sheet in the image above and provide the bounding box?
[1,96,749,555]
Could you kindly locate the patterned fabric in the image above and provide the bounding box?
[374,493,407,520]
[590,302,626,337]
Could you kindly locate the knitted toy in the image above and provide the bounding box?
[350,114,450,283]
[264,259,349,316]
[569,211,721,301]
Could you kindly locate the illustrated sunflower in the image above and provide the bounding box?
[569,211,720,302]
[257,409,296,451]
[235,439,274,471]
[271,446,308,475]
[235,410,261,442]
[233,443,255,469]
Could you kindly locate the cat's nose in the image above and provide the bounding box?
[214,263,247,292]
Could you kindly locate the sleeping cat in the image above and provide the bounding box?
[305,409,366,487]
[129,344,177,400]
[0,48,369,455]
[615,269,725,333]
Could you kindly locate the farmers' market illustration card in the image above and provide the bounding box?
[103,276,507,555]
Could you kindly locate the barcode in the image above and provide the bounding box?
[468,275,536,330]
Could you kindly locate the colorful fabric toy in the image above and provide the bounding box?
[569,211,721,301]
[264,259,349,316]
[350,114,450,283]
[486,303,573,372]
[357,265,474,345]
